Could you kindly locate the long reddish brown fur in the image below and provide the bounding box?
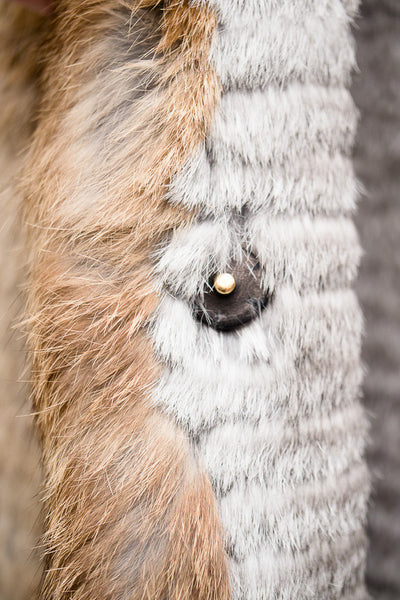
[20,1,231,598]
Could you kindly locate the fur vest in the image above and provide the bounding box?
[0,1,371,599]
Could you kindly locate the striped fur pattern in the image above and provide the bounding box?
[0,0,370,598]
[152,0,370,598]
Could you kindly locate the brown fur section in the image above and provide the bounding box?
[21,1,230,598]
[0,5,46,598]
[24,0,221,234]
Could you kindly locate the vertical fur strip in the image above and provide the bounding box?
[152,1,370,598]
[23,2,230,598]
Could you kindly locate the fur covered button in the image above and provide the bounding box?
[193,255,271,332]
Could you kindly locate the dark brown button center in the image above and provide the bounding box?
[193,254,271,332]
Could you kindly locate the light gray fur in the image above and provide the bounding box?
[150,0,369,598]
[168,86,358,216]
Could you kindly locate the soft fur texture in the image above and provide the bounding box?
[0,0,373,599]
[153,0,369,598]
[23,2,231,599]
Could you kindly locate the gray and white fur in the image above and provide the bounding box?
[151,1,370,598]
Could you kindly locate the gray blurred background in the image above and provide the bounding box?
[353,0,400,597]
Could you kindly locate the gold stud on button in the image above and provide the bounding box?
[213,272,236,295]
